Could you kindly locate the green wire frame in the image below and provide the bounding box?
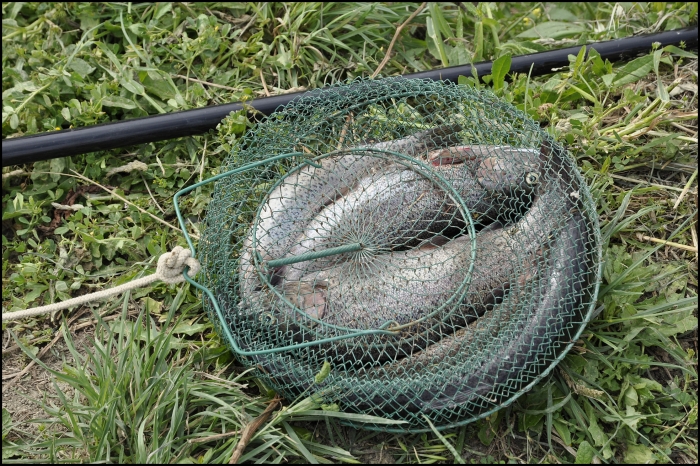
[170,77,604,432]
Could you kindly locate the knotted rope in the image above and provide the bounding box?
[2,247,200,322]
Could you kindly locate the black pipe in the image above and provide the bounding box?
[2,25,697,166]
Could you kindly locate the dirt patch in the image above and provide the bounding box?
[2,327,92,439]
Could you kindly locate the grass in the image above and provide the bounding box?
[2,2,698,463]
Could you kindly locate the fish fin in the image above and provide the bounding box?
[312,279,329,289]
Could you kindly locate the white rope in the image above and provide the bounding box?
[2,247,201,322]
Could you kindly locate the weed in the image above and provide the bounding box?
[2,2,697,463]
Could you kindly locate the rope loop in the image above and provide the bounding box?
[2,247,201,322]
[156,246,201,284]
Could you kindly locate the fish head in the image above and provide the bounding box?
[428,144,543,200]
[429,144,541,185]
[428,146,480,168]
[472,146,543,193]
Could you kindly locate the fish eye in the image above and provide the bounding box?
[260,312,277,325]
[525,172,540,185]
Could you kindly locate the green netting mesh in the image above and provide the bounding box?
[181,77,602,432]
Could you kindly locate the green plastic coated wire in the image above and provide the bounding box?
[266,243,364,268]
[172,77,602,433]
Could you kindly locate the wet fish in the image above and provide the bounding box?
[280,144,543,282]
[240,173,571,398]
[429,144,542,192]
[276,145,567,331]
[243,141,593,411]
[422,210,591,413]
[334,144,594,415]
[238,124,463,298]
[356,251,544,379]
[330,208,588,416]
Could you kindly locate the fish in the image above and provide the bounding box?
[429,144,542,192]
[332,144,595,415]
[245,143,570,372]
[355,249,544,379]
[419,144,594,413]
[322,252,548,415]
[238,221,519,370]
[237,124,464,299]
[421,210,591,413]
[338,209,586,416]
[275,144,567,331]
[279,143,543,283]
[242,140,594,415]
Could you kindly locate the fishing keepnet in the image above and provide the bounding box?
[181,78,602,432]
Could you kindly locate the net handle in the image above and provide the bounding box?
[265,243,364,268]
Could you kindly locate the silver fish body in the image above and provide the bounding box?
[280,144,543,282]
[242,172,573,397]
[238,125,463,298]
[339,208,587,416]
[429,144,543,192]
[422,209,590,413]
[301,174,570,331]
[339,147,593,415]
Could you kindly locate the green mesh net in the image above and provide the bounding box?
[178,77,602,433]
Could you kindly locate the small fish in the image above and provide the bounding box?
[238,125,463,298]
[279,143,543,282]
